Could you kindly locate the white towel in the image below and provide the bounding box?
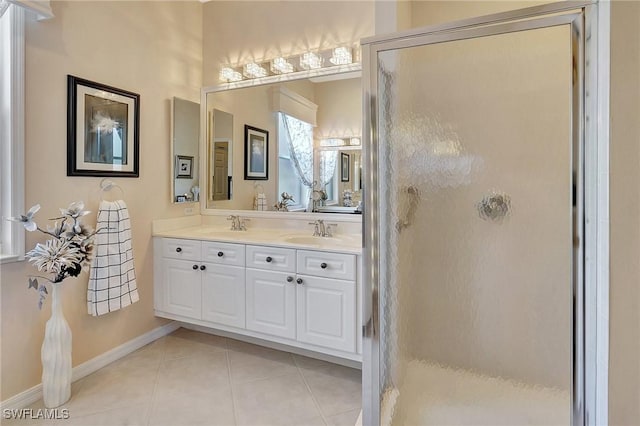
[87,200,139,316]
[254,193,267,211]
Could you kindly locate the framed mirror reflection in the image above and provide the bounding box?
[172,97,200,203]
[204,73,362,214]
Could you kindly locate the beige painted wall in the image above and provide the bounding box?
[315,77,362,140]
[202,1,375,87]
[0,1,202,400]
[609,2,640,424]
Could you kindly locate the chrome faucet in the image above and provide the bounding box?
[227,215,250,231]
[308,220,337,237]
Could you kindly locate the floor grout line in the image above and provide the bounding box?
[144,338,168,426]
[225,349,240,426]
[294,354,329,425]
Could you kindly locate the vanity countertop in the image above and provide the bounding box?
[153,226,362,255]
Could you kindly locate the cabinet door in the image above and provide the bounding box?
[296,275,356,353]
[202,263,245,328]
[162,258,202,319]
[246,268,296,339]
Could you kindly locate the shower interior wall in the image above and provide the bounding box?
[380,19,573,397]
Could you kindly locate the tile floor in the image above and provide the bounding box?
[5,328,362,426]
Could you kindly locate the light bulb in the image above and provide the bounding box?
[329,47,353,65]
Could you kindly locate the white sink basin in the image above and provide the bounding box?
[196,229,249,238]
[282,236,325,246]
[281,235,359,247]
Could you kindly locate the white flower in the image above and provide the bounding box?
[8,204,40,231]
[60,201,90,220]
[46,221,65,237]
[90,112,120,134]
[26,238,83,274]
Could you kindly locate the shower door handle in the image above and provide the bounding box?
[363,316,376,338]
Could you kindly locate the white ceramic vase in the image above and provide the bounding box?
[41,284,72,408]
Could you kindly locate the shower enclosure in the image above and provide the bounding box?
[362,2,606,425]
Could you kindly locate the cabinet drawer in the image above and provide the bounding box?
[162,238,201,261]
[246,245,296,273]
[297,250,356,281]
[202,241,245,266]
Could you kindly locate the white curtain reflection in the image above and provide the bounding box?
[319,151,338,186]
[282,113,314,187]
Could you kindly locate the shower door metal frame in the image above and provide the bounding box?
[361,2,610,425]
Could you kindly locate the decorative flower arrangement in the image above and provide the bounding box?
[9,201,96,308]
[274,192,296,212]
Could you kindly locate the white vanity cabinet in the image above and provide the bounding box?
[154,236,361,361]
[155,238,246,327]
[158,239,202,318]
[296,251,356,353]
[201,241,246,328]
[246,268,297,339]
[161,258,202,318]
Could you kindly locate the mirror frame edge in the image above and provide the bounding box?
[171,96,201,206]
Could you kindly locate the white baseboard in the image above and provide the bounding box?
[180,322,362,370]
[0,321,180,411]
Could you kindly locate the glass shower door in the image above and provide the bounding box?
[363,9,586,426]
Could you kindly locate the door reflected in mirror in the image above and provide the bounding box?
[205,74,361,212]
[172,97,200,203]
[208,108,233,202]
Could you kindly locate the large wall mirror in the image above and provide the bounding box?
[172,97,200,203]
[203,73,362,214]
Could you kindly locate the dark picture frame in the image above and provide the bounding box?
[175,155,194,179]
[67,75,140,177]
[244,125,269,180]
[341,152,350,182]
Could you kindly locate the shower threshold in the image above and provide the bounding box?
[382,360,570,426]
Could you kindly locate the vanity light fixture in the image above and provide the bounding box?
[350,137,361,146]
[299,52,324,70]
[329,47,353,66]
[243,62,268,79]
[270,57,294,74]
[217,45,360,87]
[220,67,243,83]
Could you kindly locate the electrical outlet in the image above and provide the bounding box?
[184,207,194,215]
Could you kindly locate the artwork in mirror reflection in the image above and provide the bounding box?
[205,75,362,213]
[172,97,200,203]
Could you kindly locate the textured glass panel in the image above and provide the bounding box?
[378,25,573,425]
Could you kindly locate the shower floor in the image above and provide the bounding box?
[383,360,570,426]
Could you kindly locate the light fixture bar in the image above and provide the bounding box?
[216,45,361,88]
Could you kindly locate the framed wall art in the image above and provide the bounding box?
[244,125,269,180]
[67,75,140,177]
[175,155,194,179]
[341,152,350,182]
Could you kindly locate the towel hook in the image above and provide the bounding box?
[100,178,125,200]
